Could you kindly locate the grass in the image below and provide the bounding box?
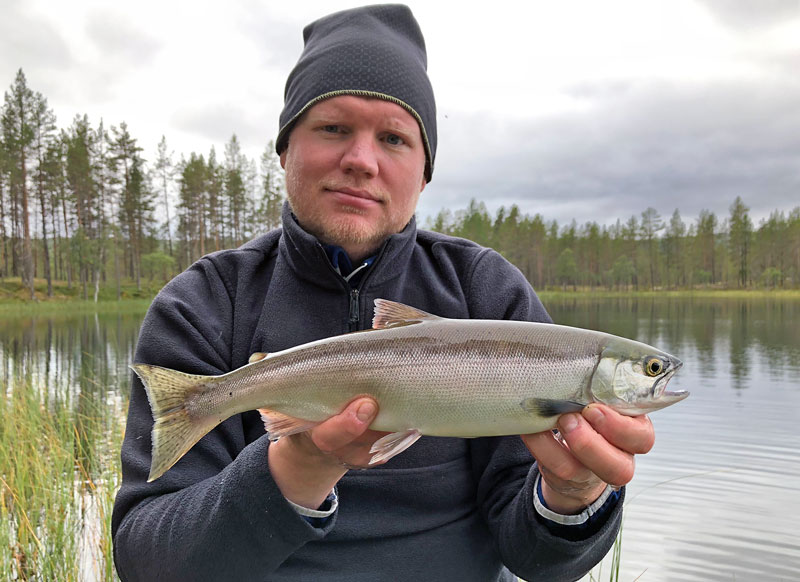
[0,277,155,316]
[0,373,124,581]
[0,277,160,305]
[3,277,800,312]
[586,522,624,582]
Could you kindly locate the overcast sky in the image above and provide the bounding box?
[3,0,799,229]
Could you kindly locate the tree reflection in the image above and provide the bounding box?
[546,296,800,390]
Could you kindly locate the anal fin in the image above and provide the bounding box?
[258,408,319,440]
[368,429,422,464]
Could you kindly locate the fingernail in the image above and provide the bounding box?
[583,405,604,424]
[356,401,376,422]
[559,413,579,434]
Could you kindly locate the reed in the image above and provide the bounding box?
[0,372,124,581]
[582,520,623,582]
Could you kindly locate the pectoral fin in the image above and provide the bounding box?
[258,408,319,440]
[520,398,586,417]
[368,429,422,464]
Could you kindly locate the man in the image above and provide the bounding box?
[112,5,654,581]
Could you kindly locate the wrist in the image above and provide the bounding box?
[268,436,347,510]
[539,476,608,515]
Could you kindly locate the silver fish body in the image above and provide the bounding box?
[133,299,687,481]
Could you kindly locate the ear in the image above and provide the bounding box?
[419,174,427,194]
[279,149,287,169]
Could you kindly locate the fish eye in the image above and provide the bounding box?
[645,357,665,377]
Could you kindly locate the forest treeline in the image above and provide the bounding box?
[1,69,285,300]
[427,198,800,291]
[2,68,800,300]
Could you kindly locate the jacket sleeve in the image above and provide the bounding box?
[111,258,333,582]
[466,249,623,582]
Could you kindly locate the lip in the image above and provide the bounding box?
[326,187,383,211]
[327,187,381,202]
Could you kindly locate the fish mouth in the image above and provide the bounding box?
[658,389,690,405]
[653,358,686,401]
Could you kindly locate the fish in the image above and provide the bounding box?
[132,299,688,482]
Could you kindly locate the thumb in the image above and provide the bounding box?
[311,398,378,452]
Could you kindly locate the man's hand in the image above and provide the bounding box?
[267,398,387,510]
[521,403,655,514]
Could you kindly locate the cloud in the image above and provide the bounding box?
[696,0,800,31]
[171,102,268,152]
[84,8,162,65]
[422,77,800,228]
[234,1,306,71]
[0,0,74,96]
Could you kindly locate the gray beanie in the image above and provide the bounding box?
[276,4,437,182]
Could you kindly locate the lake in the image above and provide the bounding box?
[1,296,798,581]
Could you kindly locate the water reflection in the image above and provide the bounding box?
[545,296,800,388]
[1,310,140,582]
[543,297,800,582]
[1,311,139,402]
[1,297,799,581]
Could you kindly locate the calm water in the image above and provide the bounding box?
[1,297,798,581]
[549,297,800,582]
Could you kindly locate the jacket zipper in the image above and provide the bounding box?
[349,288,360,331]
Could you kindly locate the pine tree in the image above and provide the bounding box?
[224,135,246,246]
[259,140,284,232]
[0,135,10,279]
[41,138,66,284]
[207,147,223,252]
[111,122,146,290]
[95,120,119,300]
[640,207,664,290]
[664,209,686,289]
[696,210,717,285]
[621,215,639,290]
[155,136,175,256]
[65,115,97,299]
[728,196,752,287]
[1,69,37,298]
[31,91,57,296]
[177,153,208,264]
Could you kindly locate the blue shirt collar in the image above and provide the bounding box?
[323,245,375,285]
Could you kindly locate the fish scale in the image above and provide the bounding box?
[133,298,688,481]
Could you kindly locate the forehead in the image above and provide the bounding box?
[302,95,421,132]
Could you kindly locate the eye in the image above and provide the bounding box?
[322,125,340,133]
[645,357,665,377]
[384,133,405,146]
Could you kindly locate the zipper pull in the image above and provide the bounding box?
[349,289,360,327]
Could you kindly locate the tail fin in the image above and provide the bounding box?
[131,364,222,482]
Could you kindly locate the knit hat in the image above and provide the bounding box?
[276,4,437,182]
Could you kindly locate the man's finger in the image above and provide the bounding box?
[581,404,655,455]
[520,430,588,482]
[311,398,378,453]
[557,413,635,487]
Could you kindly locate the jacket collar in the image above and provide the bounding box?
[278,201,417,289]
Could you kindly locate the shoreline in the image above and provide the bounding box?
[2,279,799,316]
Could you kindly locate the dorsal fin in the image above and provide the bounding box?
[372,299,440,329]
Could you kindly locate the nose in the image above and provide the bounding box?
[340,133,379,177]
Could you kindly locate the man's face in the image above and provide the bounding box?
[280,95,427,261]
